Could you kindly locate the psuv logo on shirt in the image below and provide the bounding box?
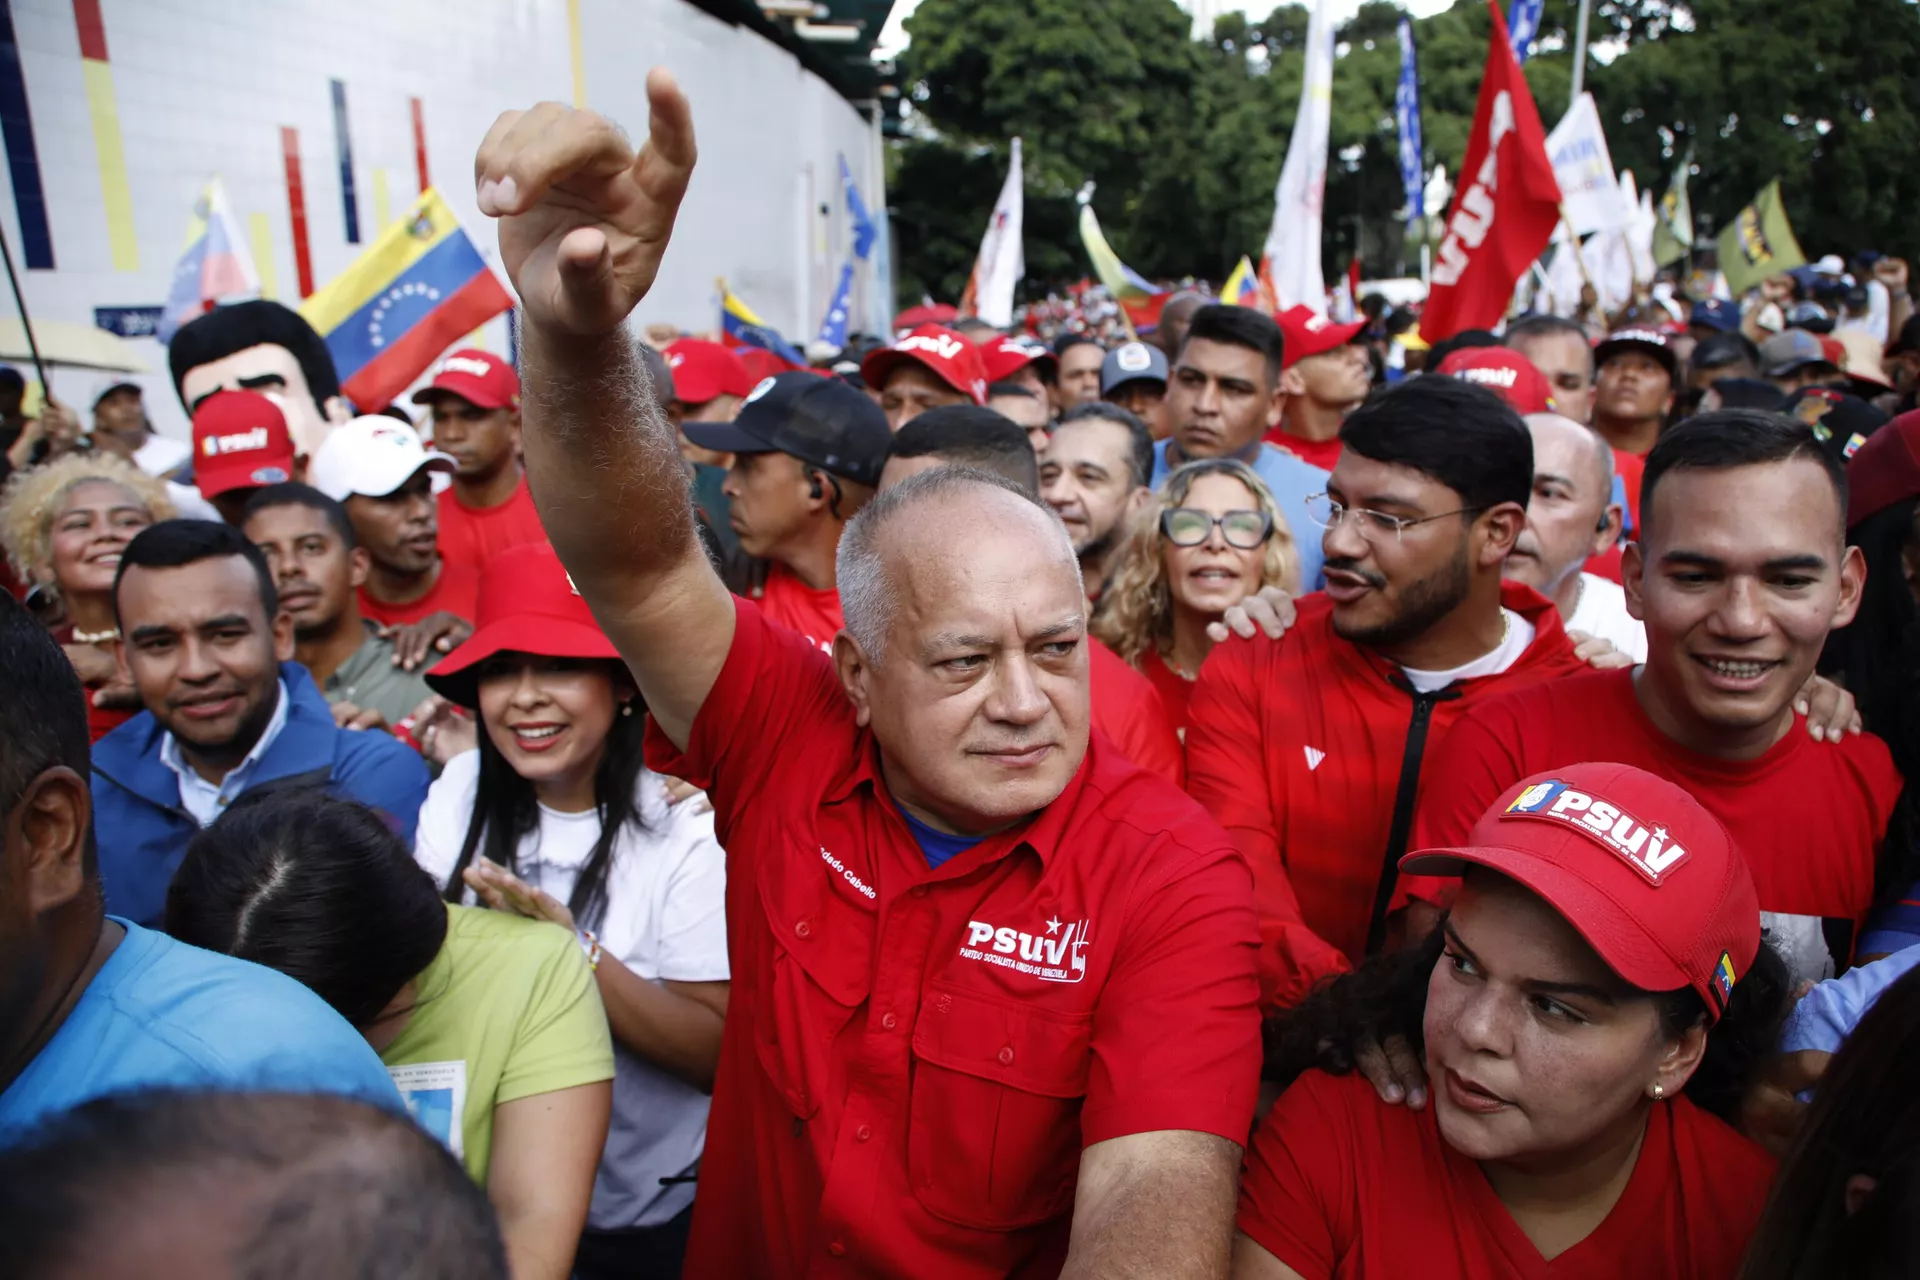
[1503,779,1691,884]
[959,916,1090,983]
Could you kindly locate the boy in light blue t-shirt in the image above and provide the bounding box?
[0,593,398,1142]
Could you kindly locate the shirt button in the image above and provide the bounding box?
[910,884,928,898]
[794,918,812,939]
[880,1011,898,1030]
[828,1241,847,1257]
[856,1124,872,1142]
[998,1045,1015,1066]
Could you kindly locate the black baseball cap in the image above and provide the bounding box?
[1785,387,1889,468]
[1595,328,1680,383]
[682,372,892,488]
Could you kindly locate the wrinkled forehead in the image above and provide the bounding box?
[883,495,1082,647]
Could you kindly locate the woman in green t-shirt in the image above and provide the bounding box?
[167,789,615,1280]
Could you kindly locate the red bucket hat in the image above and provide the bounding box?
[424,542,621,708]
[1401,761,1760,1024]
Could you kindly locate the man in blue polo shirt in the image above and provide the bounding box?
[0,592,400,1140]
[1154,304,1329,587]
[90,519,429,927]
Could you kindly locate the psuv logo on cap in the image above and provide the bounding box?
[1504,779,1691,884]
[440,355,494,379]
[898,333,967,361]
[203,427,270,456]
[1458,367,1520,390]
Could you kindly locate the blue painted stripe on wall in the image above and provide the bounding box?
[320,231,490,378]
[0,1,53,268]
[330,78,360,244]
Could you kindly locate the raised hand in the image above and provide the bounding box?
[474,68,698,338]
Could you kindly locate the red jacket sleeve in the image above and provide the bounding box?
[1088,639,1185,787]
[1185,636,1350,1009]
[1394,699,1528,911]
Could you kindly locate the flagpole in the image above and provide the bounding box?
[0,221,50,397]
[1569,0,1593,106]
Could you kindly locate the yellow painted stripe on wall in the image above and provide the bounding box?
[372,167,390,233]
[80,60,138,271]
[249,212,277,300]
[567,0,587,107]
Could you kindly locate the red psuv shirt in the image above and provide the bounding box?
[1238,1070,1774,1280]
[645,600,1261,1279]
[435,477,547,573]
[754,561,846,651]
[1400,668,1904,979]
[1185,584,1587,1009]
[356,556,481,629]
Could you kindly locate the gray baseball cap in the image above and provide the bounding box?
[1760,329,1838,378]
[1100,341,1169,396]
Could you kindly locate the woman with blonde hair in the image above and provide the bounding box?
[1092,457,1299,734]
[1,451,174,739]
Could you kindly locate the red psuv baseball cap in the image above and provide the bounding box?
[1401,762,1760,1024]
[1437,347,1558,415]
[860,324,989,405]
[981,334,1057,384]
[664,339,756,406]
[411,348,521,411]
[1275,306,1366,369]
[191,390,297,498]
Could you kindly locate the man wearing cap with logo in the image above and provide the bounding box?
[240,483,437,730]
[664,336,756,453]
[1100,341,1169,441]
[476,87,1261,1279]
[410,348,546,572]
[308,417,477,659]
[1591,329,1679,458]
[1236,762,1781,1280]
[91,518,429,928]
[1436,346,1559,416]
[190,390,302,525]
[981,334,1057,401]
[860,323,988,432]
[681,372,892,650]
[1271,305,1370,472]
[1401,411,1901,987]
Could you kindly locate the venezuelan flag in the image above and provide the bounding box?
[301,188,513,410]
[1222,255,1261,307]
[720,283,806,369]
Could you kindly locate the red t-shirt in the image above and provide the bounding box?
[644,599,1261,1279]
[1140,648,1197,738]
[357,557,482,629]
[753,561,845,651]
[1238,1070,1774,1280]
[1399,668,1904,977]
[1087,638,1183,786]
[435,478,548,574]
[1266,428,1343,472]
[1185,584,1589,1009]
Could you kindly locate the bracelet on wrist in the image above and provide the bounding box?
[577,927,603,971]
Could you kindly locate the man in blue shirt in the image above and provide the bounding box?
[90,519,429,926]
[0,592,401,1139]
[1153,305,1330,588]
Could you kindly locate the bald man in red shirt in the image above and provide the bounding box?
[478,84,1260,1280]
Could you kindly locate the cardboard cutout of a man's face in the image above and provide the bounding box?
[178,343,351,457]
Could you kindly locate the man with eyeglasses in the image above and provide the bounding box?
[1184,377,1587,1011]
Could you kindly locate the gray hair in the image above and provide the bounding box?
[836,465,1078,665]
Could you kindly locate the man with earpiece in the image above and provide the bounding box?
[681,371,892,650]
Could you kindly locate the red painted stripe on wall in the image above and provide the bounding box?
[410,97,429,192]
[71,0,105,60]
[281,126,314,297]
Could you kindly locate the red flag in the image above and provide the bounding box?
[1421,0,1561,341]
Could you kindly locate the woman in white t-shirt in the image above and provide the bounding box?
[412,543,728,1280]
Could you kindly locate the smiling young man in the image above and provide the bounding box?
[241,484,436,729]
[1157,305,1329,587]
[1040,402,1153,601]
[88,520,428,928]
[411,349,546,572]
[1185,377,1588,1010]
[1400,410,1902,986]
[474,85,1260,1280]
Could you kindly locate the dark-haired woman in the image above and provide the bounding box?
[166,790,614,1280]
[1739,961,1920,1279]
[413,542,728,1280]
[1233,763,1792,1280]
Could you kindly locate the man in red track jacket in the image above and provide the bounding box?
[1186,378,1588,1009]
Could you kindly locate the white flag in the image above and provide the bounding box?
[1262,0,1334,313]
[1545,92,1628,236]
[966,138,1025,328]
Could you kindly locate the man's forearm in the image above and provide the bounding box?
[519,324,698,600]
[1062,1131,1241,1280]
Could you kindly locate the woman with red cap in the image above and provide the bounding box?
[412,542,729,1279]
[1233,762,1792,1280]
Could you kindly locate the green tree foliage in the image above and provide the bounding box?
[890,0,1920,305]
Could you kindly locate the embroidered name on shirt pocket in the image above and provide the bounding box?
[908,983,1094,1231]
[751,840,875,1119]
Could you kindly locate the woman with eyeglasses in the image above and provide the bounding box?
[1092,457,1299,733]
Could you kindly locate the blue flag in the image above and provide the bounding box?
[1395,19,1424,224]
[816,261,854,349]
[1506,0,1543,63]
[841,156,876,262]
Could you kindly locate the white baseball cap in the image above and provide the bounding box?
[308,416,455,502]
